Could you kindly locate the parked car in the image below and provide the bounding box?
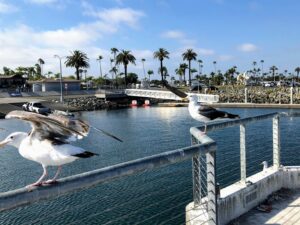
[22,102,51,115]
[262,82,275,87]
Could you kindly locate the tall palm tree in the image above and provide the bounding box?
[153,48,169,84]
[270,66,278,82]
[35,64,41,80]
[38,58,45,76]
[179,63,188,84]
[65,50,90,80]
[295,67,300,82]
[96,55,103,78]
[141,58,146,78]
[260,60,264,78]
[116,50,136,86]
[111,48,119,61]
[175,67,184,82]
[182,49,197,86]
[197,59,203,75]
[158,66,168,80]
[213,61,217,73]
[147,70,153,81]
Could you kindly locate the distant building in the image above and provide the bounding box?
[0,74,27,88]
[29,79,81,92]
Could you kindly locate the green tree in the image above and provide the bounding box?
[175,67,184,82]
[96,55,103,78]
[38,58,45,76]
[180,63,188,84]
[270,66,278,82]
[111,48,119,61]
[182,49,197,86]
[153,48,169,84]
[295,67,300,82]
[127,73,138,84]
[147,70,153,81]
[116,50,136,86]
[65,50,90,80]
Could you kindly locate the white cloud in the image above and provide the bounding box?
[237,43,258,52]
[27,0,58,4]
[161,30,185,39]
[82,2,145,28]
[198,48,215,56]
[218,55,233,61]
[0,1,18,13]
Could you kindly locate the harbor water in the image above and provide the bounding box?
[0,107,299,224]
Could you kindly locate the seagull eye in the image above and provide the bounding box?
[10,136,13,139]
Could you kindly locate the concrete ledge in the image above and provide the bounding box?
[186,166,300,225]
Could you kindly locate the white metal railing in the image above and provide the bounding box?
[125,89,219,103]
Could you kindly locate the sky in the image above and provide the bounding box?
[0,0,299,80]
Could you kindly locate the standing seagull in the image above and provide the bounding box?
[0,111,100,187]
[189,95,239,132]
[163,81,240,132]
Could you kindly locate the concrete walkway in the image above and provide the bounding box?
[234,189,300,225]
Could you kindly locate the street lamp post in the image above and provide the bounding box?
[54,55,64,103]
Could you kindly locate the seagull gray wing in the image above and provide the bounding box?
[198,105,239,121]
[198,105,227,120]
[6,110,89,144]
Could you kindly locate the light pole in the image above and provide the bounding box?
[54,55,64,103]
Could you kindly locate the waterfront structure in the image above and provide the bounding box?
[29,79,81,92]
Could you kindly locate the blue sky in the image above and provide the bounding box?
[0,0,299,79]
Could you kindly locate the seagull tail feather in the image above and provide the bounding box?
[73,151,99,158]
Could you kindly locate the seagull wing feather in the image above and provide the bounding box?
[6,111,89,143]
[198,105,226,120]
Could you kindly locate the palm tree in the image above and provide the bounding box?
[96,55,103,78]
[182,49,197,86]
[179,63,188,84]
[153,48,169,84]
[295,67,300,82]
[270,66,278,82]
[213,61,217,73]
[38,58,45,76]
[35,64,41,80]
[197,59,203,75]
[141,58,146,78]
[116,50,136,86]
[111,48,119,61]
[260,60,264,78]
[158,66,168,80]
[175,67,184,82]
[147,70,153,81]
[65,50,90,80]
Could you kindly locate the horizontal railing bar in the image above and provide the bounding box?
[195,112,279,132]
[0,142,216,213]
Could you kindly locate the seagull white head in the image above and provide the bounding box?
[189,95,198,103]
[0,132,28,149]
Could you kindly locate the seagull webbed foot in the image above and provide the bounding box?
[42,179,58,185]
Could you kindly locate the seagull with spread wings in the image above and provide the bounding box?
[0,111,121,187]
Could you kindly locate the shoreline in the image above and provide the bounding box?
[0,95,300,119]
[158,102,300,109]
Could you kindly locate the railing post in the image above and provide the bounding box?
[207,151,217,225]
[290,87,293,104]
[240,124,246,185]
[191,136,201,206]
[273,116,281,169]
[244,88,248,103]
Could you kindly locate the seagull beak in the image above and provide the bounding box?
[0,139,10,148]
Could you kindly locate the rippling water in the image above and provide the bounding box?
[0,107,299,224]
